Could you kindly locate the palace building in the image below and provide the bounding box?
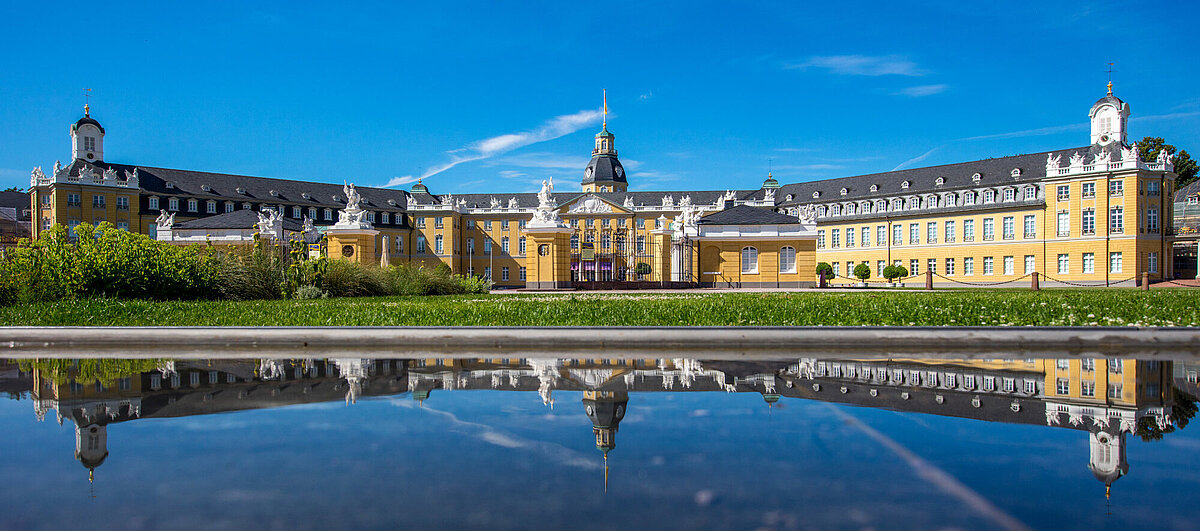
[27,86,1180,288]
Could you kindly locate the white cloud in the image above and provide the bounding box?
[895,84,948,97]
[892,146,941,171]
[383,175,420,187]
[419,108,604,180]
[639,91,653,101]
[488,152,586,170]
[773,163,844,171]
[788,55,926,77]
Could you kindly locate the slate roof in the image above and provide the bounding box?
[1174,179,1200,202]
[583,154,626,184]
[0,191,31,218]
[67,160,409,214]
[171,208,304,231]
[699,205,799,225]
[72,115,104,133]
[774,147,1087,207]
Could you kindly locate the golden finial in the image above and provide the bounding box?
[603,452,609,493]
[1105,484,1111,501]
[1107,81,1113,96]
[602,89,608,130]
[1106,62,1115,96]
[83,88,92,116]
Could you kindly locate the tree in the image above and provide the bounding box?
[883,265,900,282]
[853,263,871,281]
[815,262,833,278]
[2,186,23,193]
[1137,136,1197,188]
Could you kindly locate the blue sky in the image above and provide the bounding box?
[2,1,1198,194]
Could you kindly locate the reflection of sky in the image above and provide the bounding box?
[1,389,1197,530]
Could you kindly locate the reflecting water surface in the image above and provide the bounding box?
[1,356,1198,530]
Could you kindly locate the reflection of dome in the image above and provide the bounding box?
[762,393,781,404]
[583,391,628,452]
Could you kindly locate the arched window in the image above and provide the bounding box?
[779,246,796,274]
[741,246,758,274]
[831,205,841,216]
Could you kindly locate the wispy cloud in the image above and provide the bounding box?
[1131,110,1200,122]
[487,152,586,170]
[892,146,941,171]
[383,175,420,187]
[787,55,926,76]
[639,91,654,101]
[773,163,845,171]
[895,84,948,97]
[415,108,603,182]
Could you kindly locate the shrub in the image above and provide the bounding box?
[294,285,328,299]
[635,262,651,275]
[815,262,833,278]
[882,265,900,281]
[0,223,222,304]
[895,265,910,279]
[853,263,871,281]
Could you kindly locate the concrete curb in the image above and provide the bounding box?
[2,326,1199,359]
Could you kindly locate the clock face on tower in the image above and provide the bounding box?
[615,166,624,178]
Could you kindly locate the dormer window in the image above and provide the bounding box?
[984,190,996,203]
[812,191,820,199]
[1011,168,1022,178]
[269,190,279,197]
[1003,188,1015,202]
[935,177,945,186]
[870,184,878,192]
[236,187,246,194]
[840,188,848,196]
[165,182,175,189]
[901,181,911,189]
[831,205,841,216]
[201,184,211,192]
[387,199,397,206]
[301,192,311,200]
[785,194,793,201]
[972,173,982,182]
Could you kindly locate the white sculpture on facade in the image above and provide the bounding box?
[678,195,692,207]
[256,208,284,239]
[623,196,634,209]
[103,168,118,181]
[441,194,454,207]
[1094,150,1111,165]
[529,177,563,227]
[456,198,467,210]
[569,195,614,214]
[407,195,418,209]
[508,197,519,209]
[155,210,175,230]
[723,190,737,201]
[764,188,776,202]
[333,182,373,229]
[123,168,138,182]
[1156,149,1174,165]
[1069,152,1085,166]
[30,167,45,185]
[661,195,674,207]
[490,197,501,209]
[1121,143,1140,164]
[52,160,62,177]
[1045,153,1062,172]
[798,204,817,225]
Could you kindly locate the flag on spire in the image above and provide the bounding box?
[602,89,608,129]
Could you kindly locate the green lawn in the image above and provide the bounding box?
[1,289,1198,327]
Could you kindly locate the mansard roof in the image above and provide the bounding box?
[1175,179,1200,202]
[583,155,626,184]
[68,160,409,211]
[172,208,304,231]
[415,190,759,210]
[699,205,798,225]
[775,147,1087,207]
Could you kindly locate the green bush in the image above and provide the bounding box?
[815,262,833,278]
[882,265,900,281]
[895,265,910,279]
[0,223,221,304]
[853,263,871,281]
[294,285,328,299]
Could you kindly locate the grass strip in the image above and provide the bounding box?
[1,289,1198,327]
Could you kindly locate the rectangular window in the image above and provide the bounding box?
[1057,185,1070,201]
[927,258,936,276]
[1023,215,1035,238]
[484,240,492,254]
[68,193,82,206]
[984,190,995,203]
[1003,256,1014,275]
[324,209,332,221]
[845,228,855,247]
[1083,252,1095,274]
[484,266,491,280]
[1147,208,1159,233]
[1082,358,1095,372]
[909,224,919,245]
[831,229,840,248]
[1109,206,1123,233]
[434,235,443,254]
[861,227,869,247]
[1024,255,1035,275]
[817,230,826,249]
[963,374,976,389]
[1107,383,1123,399]
[1057,254,1069,274]
[984,376,995,391]
[1002,216,1014,239]
[381,212,390,224]
[1081,381,1095,397]
[1109,359,1123,374]
[1056,359,1070,370]
[310,207,318,219]
[1109,180,1123,196]
[1003,189,1015,202]
[467,238,474,254]
[1056,378,1069,395]
[416,217,425,228]
[416,236,426,254]
[983,218,995,241]
[93,195,107,208]
[944,220,955,242]
[1024,380,1037,394]
[963,219,974,242]
[1081,209,1095,235]
[434,217,444,229]
[291,206,301,218]
[893,224,903,245]
[910,259,919,276]
[1148,181,1161,196]
[964,257,974,276]
[1024,187,1037,200]
[877,260,885,277]
[503,220,511,230]
[519,267,527,281]
[741,247,758,274]
[926,222,937,244]
[1109,252,1122,273]
[945,258,955,276]
[877,225,887,246]
[1149,252,1159,273]
[519,237,527,255]
[1082,182,1096,198]
[502,237,510,254]
[832,262,840,277]
[168,198,179,211]
[501,267,509,281]
[983,256,994,275]
[780,246,797,274]
[1057,211,1069,237]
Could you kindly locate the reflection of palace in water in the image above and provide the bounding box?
[16,357,1195,497]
